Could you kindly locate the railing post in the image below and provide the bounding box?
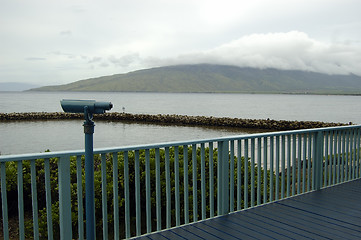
[314,131,324,190]
[58,155,72,239]
[217,141,229,215]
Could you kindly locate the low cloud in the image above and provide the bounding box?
[147,31,361,76]
[59,30,72,36]
[50,51,77,59]
[88,56,102,64]
[39,31,361,82]
[25,57,46,61]
[108,53,141,68]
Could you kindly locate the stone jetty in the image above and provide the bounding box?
[0,112,346,130]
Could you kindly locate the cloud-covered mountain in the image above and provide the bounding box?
[30,64,361,94]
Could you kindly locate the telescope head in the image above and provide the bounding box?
[60,99,113,114]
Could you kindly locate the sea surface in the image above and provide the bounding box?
[1,91,361,155]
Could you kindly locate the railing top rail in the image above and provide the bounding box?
[0,149,85,162]
[1,124,360,162]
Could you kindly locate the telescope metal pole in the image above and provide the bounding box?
[84,107,95,240]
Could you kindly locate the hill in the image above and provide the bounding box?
[29,64,361,94]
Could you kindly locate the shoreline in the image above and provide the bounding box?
[0,112,347,130]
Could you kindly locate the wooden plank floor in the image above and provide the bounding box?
[134,179,361,240]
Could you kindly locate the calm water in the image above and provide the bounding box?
[1,91,361,155]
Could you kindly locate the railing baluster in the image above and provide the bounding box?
[58,156,72,239]
[1,162,9,240]
[145,149,151,233]
[124,151,130,238]
[331,131,336,185]
[134,150,141,236]
[281,135,285,199]
[201,143,206,219]
[174,146,180,226]
[237,140,242,209]
[330,131,335,185]
[347,130,351,180]
[307,134,312,192]
[336,131,342,183]
[356,129,361,178]
[318,132,323,189]
[220,141,229,214]
[250,138,255,207]
[345,131,350,181]
[165,147,171,228]
[292,135,296,196]
[155,148,161,230]
[302,134,307,193]
[30,159,39,239]
[312,133,316,190]
[350,130,354,180]
[192,144,198,221]
[244,139,249,208]
[44,158,53,240]
[297,134,301,194]
[257,138,261,206]
[76,155,84,240]
[324,132,328,187]
[341,131,345,182]
[349,130,353,180]
[328,131,333,186]
[334,131,338,183]
[100,154,108,240]
[113,152,120,238]
[217,142,222,214]
[209,142,214,217]
[275,136,280,200]
[263,137,268,204]
[327,132,332,186]
[230,140,235,211]
[270,137,274,202]
[183,145,189,224]
[352,130,356,179]
[286,135,291,197]
[328,131,332,185]
[17,161,25,240]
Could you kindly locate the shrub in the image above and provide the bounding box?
[2,146,276,239]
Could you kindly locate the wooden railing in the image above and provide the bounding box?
[1,125,360,239]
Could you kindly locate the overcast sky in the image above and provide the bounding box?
[1,0,361,85]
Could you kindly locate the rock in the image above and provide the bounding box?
[0,112,346,130]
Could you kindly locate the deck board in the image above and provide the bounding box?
[134,179,361,239]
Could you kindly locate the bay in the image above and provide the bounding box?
[1,91,361,155]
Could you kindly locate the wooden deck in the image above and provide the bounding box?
[134,179,361,239]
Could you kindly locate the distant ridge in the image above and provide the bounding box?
[1,82,40,91]
[30,64,361,94]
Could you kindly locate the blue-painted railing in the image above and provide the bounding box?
[1,125,361,239]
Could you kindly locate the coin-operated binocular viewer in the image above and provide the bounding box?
[60,99,113,240]
[61,99,113,115]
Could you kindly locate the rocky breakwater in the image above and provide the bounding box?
[0,112,84,121]
[0,112,346,130]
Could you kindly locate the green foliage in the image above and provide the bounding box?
[2,146,277,239]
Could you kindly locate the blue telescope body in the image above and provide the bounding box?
[60,98,113,240]
[60,99,113,114]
